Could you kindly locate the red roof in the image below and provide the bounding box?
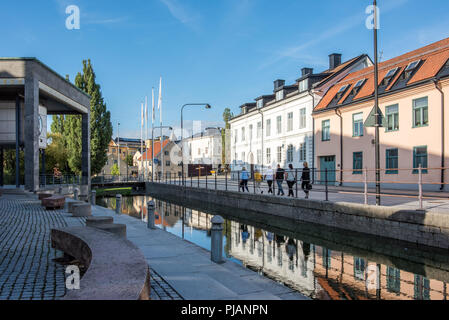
[139,140,171,161]
[314,37,449,112]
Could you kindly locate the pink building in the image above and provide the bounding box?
[313,37,449,191]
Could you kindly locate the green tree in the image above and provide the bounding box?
[223,108,233,129]
[65,59,113,175]
[125,154,134,167]
[221,108,233,167]
[111,163,119,176]
[45,133,69,174]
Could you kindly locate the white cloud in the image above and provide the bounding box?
[159,0,199,26]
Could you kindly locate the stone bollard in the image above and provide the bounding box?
[58,186,63,195]
[115,194,122,214]
[91,190,96,206]
[147,200,156,229]
[210,215,225,264]
[74,188,79,200]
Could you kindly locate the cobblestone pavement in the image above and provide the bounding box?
[0,193,184,300]
[0,194,68,300]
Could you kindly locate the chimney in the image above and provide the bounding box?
[301,68,314,77]
[274,79,285,90]
[329,53,342,70]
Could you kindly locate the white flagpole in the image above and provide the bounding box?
[152,88,155,181]
[140,102,144,180]
[145,96,148,181]
[158,77,164,181]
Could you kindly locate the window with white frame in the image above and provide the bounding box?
[266,119,271,137]
[241,127,246,141]
[257,149,262,165]
[299,108,306,129]
[287,112,293,132]
[242,152,246,163]
[276,90,284,101]
[287,145,294,163]
[299,142,307,161]
[257,122,262,138]
[277,116,282,134]
[277,146,282,163]
[257,99,263,109]
[249,124,253,141]
[266,148,271,164]
[299,79,309,92]
[234,129,238,143]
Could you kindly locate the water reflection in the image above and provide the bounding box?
[97,195,449,300]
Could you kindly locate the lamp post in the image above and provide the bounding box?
[152,126,173,181]
[373,0,381,205]
[117,121,121,182]
[257,109,264,174]
[181,104,212,185]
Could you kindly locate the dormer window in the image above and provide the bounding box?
[299,79,309,92]
[336,84,349,99]
[276,90,284,101]
[352,79,366,95]
[257,99,263,109]
[401,60,421,79]
[381,68,399,86]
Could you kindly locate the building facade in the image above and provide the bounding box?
[229,54,372,175]
[182,127,223,176]
[313,37,449,191]
[101,138,143,176]
[138,139,183,179]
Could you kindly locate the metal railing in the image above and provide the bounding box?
[39,174,81,186]
[148,165,449,210]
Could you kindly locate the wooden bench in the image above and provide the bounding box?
[42,195,66,210]
[51,227,150,300]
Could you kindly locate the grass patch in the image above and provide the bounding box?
[95,187,132,197]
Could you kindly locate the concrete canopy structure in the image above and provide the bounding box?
[0,58,91,192]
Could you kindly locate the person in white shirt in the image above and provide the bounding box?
[264,166,274,194]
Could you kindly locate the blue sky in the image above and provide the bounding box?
[2,0,449,138]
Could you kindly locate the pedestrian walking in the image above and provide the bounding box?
[286,164,296,197]
[301,162,311,199]
[265,166,274,194]
[240,167,250,192]
[254,169,263,194]
[275,164,285,196]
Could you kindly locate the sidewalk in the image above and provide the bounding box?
[91,203,309,300]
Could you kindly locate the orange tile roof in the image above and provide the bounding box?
[139,140,171,161]
[314,37,449,112]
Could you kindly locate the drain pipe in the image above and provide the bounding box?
[308,90,315,182]
[434,79,445,190]
[335,108,343,186]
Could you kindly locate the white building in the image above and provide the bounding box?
[230,54,373,173]
[182,127,223,171]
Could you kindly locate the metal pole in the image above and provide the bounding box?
[206,172,208,189]
[373,0,381,206]
[295,169,298,198]
[419,164,423,210]
[147,200,156,229]
[325,168,329,201]
[91,190,96,205]
[211,215,224,263]
[117,122,121,182]
[116,194,122,214]
[364,167,368,205]
[215,171,217,190]
[225,170,228,191]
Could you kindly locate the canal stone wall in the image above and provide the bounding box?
[146,182,449,250]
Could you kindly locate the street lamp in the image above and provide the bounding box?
[151,126,173,181]
[181,104,212,185]
[117,121,121,181]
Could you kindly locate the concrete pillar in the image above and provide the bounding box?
[15,96,21,188]
[115,194,122,214]
[24,77,39,191]
[211,215,225,264]
[81,112,91,193]
[91,190,96,205]
[147,200,156,229]
[74,188,79,200]
[0,147,3,187]
[41,149,45,185]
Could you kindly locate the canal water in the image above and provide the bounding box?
[97,195,449,300]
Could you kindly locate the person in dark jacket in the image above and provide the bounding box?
[301,162,311,199]
[275,164,285,196]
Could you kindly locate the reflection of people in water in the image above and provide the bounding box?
[266,232,274,243]
[300,241,311,277]
[286,239,297,271]
[275,234,285,246]
[240,225,250,244]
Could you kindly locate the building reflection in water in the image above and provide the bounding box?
[97,195,449,300]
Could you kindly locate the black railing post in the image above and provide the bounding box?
[295,169,298,198]
[198,172,200,188]
[325,168,329,201]
[253,172,256,194]
[215,171,217,190]
[238,171,241,192]
[206,173,208,189]
[225,170,228,191]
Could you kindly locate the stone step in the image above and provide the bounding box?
[86,216,114,227]
[72,203,92,217]
[94,223,127,238]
